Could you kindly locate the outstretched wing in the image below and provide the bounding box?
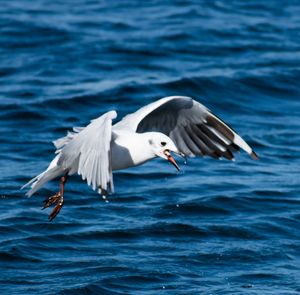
[115,96,257,160]
[57,110,117,193]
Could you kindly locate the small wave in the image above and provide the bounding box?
[0,249,41,263]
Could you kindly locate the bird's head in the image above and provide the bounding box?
[148,133,181,171]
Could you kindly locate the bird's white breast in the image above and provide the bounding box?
[111,131,155,171]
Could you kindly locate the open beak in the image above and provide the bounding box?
[163,150,180,171]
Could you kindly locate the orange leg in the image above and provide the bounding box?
[43,173,68,221]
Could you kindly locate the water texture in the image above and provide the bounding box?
[1,0,300,294]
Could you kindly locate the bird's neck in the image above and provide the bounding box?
[112,132,156,170]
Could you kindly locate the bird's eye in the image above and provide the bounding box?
[161,141,167,147]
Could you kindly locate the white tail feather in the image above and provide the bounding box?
[21,155,64,197]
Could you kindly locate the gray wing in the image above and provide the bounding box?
[57,110,117,193]
[135,96,257,160]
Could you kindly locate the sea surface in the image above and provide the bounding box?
[1,0,300,294]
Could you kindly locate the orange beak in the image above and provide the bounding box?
[164,150,180,171]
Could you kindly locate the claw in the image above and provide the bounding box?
[42,192,61,209]
[48,196,64,221]
[42,173,68,221]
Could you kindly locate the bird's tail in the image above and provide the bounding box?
[21,155,64,197]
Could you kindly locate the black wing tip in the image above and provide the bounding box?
[250,151,259,160]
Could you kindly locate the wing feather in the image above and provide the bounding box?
[117,96,257,160]
[57,110,117,193]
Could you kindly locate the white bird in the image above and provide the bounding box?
[22,96,258,220]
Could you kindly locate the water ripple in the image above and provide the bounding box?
[1,0,300,294]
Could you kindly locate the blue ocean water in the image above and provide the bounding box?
[1,0,300,294]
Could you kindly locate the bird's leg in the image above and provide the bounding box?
[100,188,109,203]
[43,192,61,209]
[48,173,68,221]
[42,173,68,221]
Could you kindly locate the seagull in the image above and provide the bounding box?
[22,96,258,220]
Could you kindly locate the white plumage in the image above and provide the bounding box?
[22,96,257,220]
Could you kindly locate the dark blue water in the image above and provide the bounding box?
[1,0,300,294]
